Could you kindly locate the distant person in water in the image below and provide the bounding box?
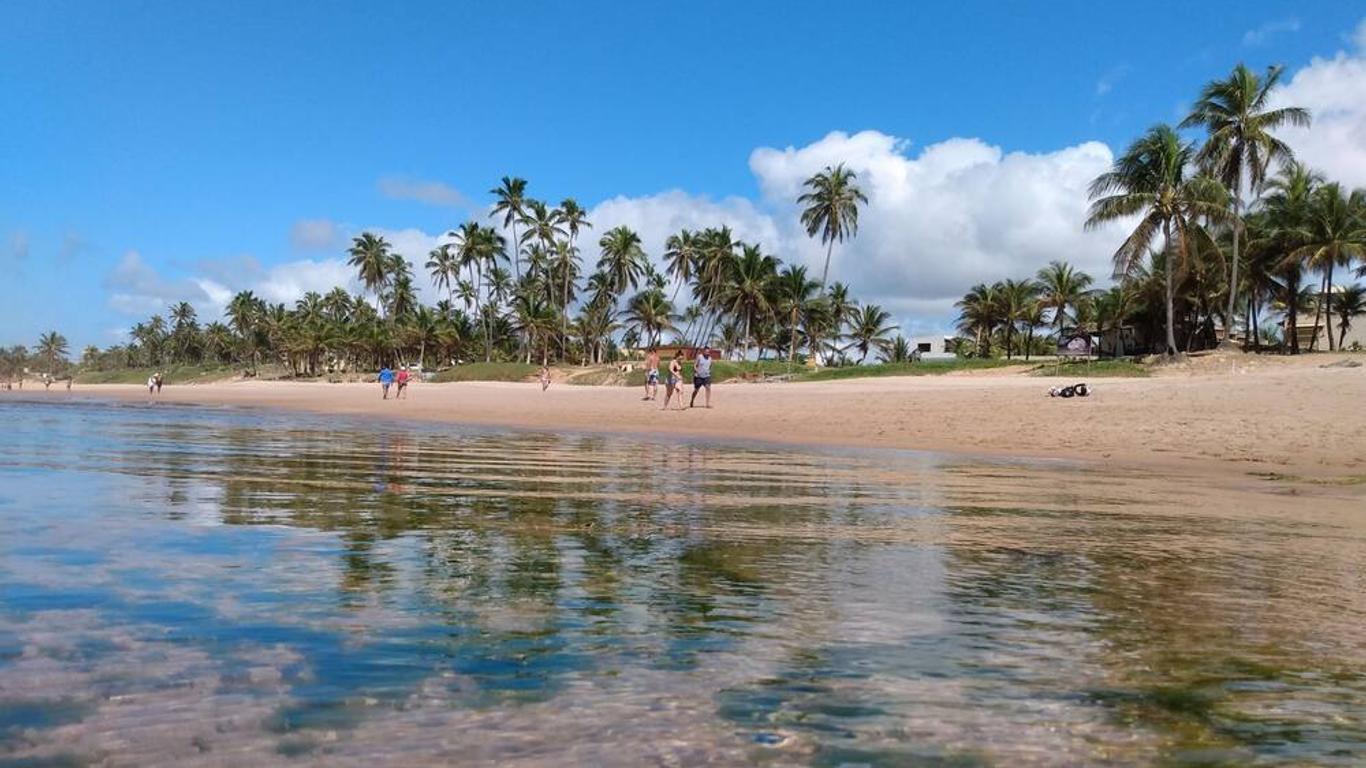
[661,352,685,410]
[378,366,394,399]
[539,365,551,391]
[643,347,660,401]
[396,366,410,399]
[689,347,713,409]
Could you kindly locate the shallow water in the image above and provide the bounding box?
[0,398,1363,766]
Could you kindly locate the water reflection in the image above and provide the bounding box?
[0,399,1363,765]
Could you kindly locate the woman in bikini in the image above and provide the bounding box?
[660,353,685,411]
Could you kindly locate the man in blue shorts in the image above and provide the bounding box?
[378,365,394,399]
[643,347,660,401]
[689,347,713,409]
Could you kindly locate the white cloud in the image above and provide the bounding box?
[586,190,785,262]
[290,218,342,251]
[105,250,213,316]
[1243,18,1301,47]
[1272,21,1366,189]
[746,130,1121,328]
[378,176,468,209]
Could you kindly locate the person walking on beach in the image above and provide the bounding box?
[147,374,156,396]
[643,347,660,401]
[661,352,685,410]
[378,365,394,399]
[539,365,551,391]
[154,372,163,394]
[689,347,713,409]
[396,366,411,399]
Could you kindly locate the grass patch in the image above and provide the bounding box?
[1029,359,1150,378]
[796,358,1027,381]
[430,362,540,383]
[73,365,239,385]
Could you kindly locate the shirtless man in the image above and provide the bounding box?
[643,347,660,400]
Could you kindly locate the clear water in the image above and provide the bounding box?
[0,399,1363,766]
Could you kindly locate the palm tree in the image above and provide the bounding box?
[347,233,393,315]
[226,290,264,373]
[1035,261,1093,340]
[597,226,647,300]
[624,288,675,347]
[663,229,699,303]
[881,335,912,363]
[426,245,458,307]
[774,264,818,363]
[798,163,868,289]
[955,283,1001,357]
[1086,124,1229,356]
[36,331,68,374]
[846,305,898,363]
[1286,183,1366,350]
[490,176,528,281]
[1258,161,1324,353]
[722,244,779,358]
[557,198,591,345]
[1334,283,1366,349]
[1182,64,1310,344]
[997,278,1040,359]
[1092,285,1137,357]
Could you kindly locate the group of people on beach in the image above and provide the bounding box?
[371,348,716,411]
[642,346,713,410]
[377,366,413,399]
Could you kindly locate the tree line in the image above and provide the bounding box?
[28,166,916,378]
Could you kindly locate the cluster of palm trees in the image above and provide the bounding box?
[74,165,904,375]
[1,332,69,381]
[1084,64,1365,356]
[955,261,1095,359]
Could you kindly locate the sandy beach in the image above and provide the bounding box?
[37,353,1366,481]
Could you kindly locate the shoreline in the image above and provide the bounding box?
[13,353,1365,484]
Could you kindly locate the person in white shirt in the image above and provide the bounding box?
[689,347,713,409]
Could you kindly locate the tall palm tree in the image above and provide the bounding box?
[1182,64,1310,343]
[722,244,779,358]
[1086,124,1229,356]
[1257,161,1324,353]
[1286,183,1366,350]
[663,229,699,302]
[597,226,647,299]
[347,232,393,316]
[798,163,868,289]
[997,278,1040,359]
[1035,261,1093,340]
[36,331,68,374]
[846,305,898,363]
[774,264,818,363]
[490,176,528,281]
[425,245,458,307]
[557,198,591,344]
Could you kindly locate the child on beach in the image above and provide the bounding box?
[378,366,394,399]
[661,352,685,410]
[396,366,410,399]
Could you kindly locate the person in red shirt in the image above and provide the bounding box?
[396,366,411,399]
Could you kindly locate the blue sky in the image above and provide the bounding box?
[4,1,1366,348]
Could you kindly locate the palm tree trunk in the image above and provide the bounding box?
[819,240,834,290]
[1310,272,1326,352]
[1224,181,1242,346]
[1164,221,1178,357]
[1324,260,1336,351]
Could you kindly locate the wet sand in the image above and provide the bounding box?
[35,353,1366,480]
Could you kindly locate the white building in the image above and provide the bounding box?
[908,335,957,361]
